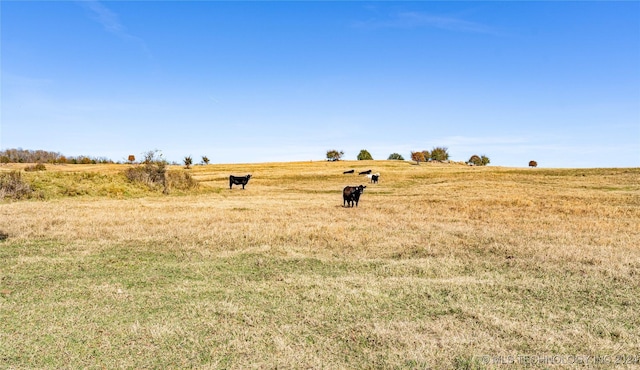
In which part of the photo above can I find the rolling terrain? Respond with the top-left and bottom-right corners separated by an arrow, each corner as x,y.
1,161 -> 639,368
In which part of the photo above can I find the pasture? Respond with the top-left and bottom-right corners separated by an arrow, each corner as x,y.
1,161 -> 639,368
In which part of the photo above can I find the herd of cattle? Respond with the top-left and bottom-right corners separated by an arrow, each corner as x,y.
229,169 -> 380,208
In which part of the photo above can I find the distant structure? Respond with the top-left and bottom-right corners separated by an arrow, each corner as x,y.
529,160 -> 538,168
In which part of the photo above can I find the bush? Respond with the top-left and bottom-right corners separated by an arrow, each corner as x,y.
326,150 -> 344,161
124,150 -> 168,191
468,155 -> 482,166
165,170 -> 199,192
124,150 -> 199,194
422,150 -> 430,161
0,171 -> 33,200
388,153 -> 404,160
357,149 -> 373,160
24,163 -> 47,172
430,147 -> 450,162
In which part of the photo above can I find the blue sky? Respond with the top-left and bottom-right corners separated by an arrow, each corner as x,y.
2,1 -> 639,167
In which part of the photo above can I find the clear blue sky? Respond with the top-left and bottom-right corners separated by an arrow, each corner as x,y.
2,1 -> 639,167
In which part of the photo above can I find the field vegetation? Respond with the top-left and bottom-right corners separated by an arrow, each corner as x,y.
1,161 -> 639,368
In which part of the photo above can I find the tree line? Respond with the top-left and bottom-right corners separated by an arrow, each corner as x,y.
2,147 -> 491,167
0,148 -> 114,165
326,147 -> 490,166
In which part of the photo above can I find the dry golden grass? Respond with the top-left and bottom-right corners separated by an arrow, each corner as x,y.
1,161 -> 639,368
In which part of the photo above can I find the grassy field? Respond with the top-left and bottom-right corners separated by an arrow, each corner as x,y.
1,161 -> 639,368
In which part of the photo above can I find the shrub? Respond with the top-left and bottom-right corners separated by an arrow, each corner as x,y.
387,153 -> 404,160
0,171 -> 33,200
357,149 -> 373,160
326,150 -> 344,161
422,150 -> 430,161
165,170 -> 199,192
468,155 -> 482,166
469,154 -> 490,166
430,147 -> 450,162
124,150 -> 167,191
24,163 -> 47,172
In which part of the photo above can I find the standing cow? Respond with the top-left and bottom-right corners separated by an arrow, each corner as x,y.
229,174 -> 252,189
366,173 -> 380,184
343,185 -> 367,207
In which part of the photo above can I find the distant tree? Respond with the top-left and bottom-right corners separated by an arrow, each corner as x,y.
411,151 -> 426,165
422,150 -> 430,162
128,155 -> 136,163
357,149 -> 373,160
183,156 -> 193,169
481,155 -> 490,166
430,147 -> 450,162
387,153 -> 404,160
201,156 -> 210,165
326,149 -> 344,161
529,160 -> 538,168
468,155 -> 482,166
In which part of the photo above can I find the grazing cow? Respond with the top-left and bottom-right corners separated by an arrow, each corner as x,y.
229,174 -> 252,189
343,169 -> 355,174
358,169 -> 372,175
365,173 -> 380,183
529,161 -> 538,168
343,185 -> 367,207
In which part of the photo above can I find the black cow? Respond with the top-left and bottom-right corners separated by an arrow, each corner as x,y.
358,169 -> 372,175
229,174 -> 251,189
343,169 -> 355,174
343,185 -> 367,207
370,174 -> 379,184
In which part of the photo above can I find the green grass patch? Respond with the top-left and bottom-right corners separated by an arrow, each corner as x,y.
1,240 -> 638,368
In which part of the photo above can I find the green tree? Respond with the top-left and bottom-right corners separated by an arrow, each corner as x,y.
357,149 -> 373,160
326,149 -> 344,161
430,147 -> 450,161
201,156 -> 210,165
468,154 -> 490,166
387,153 -> 404,160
